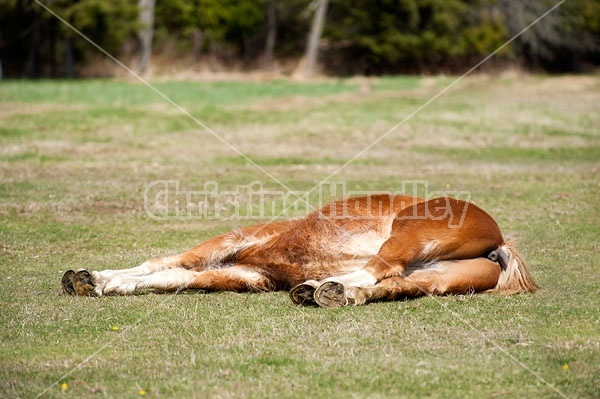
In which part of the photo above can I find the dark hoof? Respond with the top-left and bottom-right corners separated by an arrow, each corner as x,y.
72,270 -> 97,297
61,270 -> 76,295
290,281 -> 319,306
314,281 -> 348,308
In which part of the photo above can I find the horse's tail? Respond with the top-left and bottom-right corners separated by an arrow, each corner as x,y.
488,241 -> 539,294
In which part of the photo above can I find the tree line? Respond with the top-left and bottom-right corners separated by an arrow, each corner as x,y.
1,0 -> 598,78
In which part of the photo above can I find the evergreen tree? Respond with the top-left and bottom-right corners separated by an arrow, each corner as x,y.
323,0 -> 506,74
499,0 -> 600,71
0,0 -> 598,77
0,0 -> 136,77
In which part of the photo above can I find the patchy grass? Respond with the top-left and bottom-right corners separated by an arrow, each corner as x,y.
0,75 -> 599,399
416,145 -> 600,163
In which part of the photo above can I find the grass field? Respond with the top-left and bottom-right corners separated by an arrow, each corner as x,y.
0,74 -> 599,399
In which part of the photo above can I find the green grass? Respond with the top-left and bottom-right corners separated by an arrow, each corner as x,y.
1,75 -> 599,399
416,145 -> 600,163
0,79 -> 355,105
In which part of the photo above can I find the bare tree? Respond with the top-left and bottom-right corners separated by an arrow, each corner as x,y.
63,36 -> 75,78
191,29 -> 203,70
303,0 -> 328,76
264,0 -> 277,70
137,0 -> 155,75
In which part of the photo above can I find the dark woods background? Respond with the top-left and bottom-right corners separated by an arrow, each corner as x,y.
1,0 -> 599,78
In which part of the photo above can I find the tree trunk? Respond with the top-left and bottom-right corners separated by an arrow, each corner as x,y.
63,36 -> 75,78
25,18 -> 41,78
191,29 -> 203,70
0,31 -> 3,79
264,0 -> 277,70
137,0 -> 155,75
303,0 -> 329,77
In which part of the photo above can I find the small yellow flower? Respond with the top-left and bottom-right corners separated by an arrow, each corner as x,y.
112,326 -> 119,331
445,183 -> 451,189
61,382 -> 68,391
139,389 -> 147,396
562,364 -> 569,371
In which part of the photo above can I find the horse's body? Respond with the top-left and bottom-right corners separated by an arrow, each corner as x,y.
62,194 -> 538,307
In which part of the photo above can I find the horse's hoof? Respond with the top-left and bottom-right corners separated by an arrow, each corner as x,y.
72,270 -> 97,297
314,281 -> 348,308
290,280 -> 320,306
61,270 -> 77,295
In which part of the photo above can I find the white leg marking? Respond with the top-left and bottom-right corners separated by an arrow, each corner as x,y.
96,256 -> 182,279
101,268 -> 195,295
226,267 -> 265,283
98,266 -> 268,295
323,269 -> 377,287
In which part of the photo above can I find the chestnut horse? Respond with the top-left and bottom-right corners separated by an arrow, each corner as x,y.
61,194 -> 538,307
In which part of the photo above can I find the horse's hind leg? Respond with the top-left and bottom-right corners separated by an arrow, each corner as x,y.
314,258 -> 501,307
362,198 -> 504,282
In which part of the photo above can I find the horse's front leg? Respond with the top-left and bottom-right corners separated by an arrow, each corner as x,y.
62,265 -> 275,296
61,252 -> 198,296
304,257 -> 503,307
289,268 -> 376,306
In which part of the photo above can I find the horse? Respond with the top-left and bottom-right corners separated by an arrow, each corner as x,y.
61,194 -> 539,307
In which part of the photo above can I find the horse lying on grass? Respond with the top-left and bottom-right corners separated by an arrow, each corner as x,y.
62,194 -> 539,307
